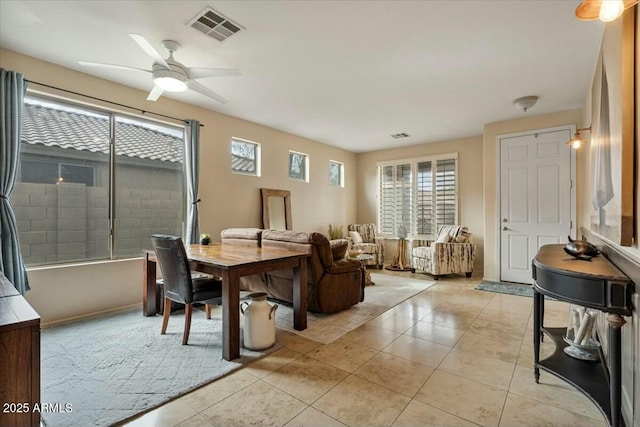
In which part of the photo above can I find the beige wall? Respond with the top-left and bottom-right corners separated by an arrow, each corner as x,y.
578,13 -> 638,425
1,48 -> 357,324
356,136 -> 484,275
26,260 -> 141,327
482,109 -> 584,281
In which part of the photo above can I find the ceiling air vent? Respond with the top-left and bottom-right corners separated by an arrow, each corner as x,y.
188,7 -> 244,42
391,132 -> 410,139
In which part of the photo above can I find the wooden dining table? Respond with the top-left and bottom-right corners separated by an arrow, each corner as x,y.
143,243 -> 309,361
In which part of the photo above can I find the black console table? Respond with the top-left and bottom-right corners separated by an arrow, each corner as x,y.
532,244 -> 632,427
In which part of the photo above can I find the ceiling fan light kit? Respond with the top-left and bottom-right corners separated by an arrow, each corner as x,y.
575,0 -> 638,22
152,64 -> 188,92
513,95 -> 539,112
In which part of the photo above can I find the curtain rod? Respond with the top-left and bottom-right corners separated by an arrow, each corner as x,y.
25,79 -> 204,127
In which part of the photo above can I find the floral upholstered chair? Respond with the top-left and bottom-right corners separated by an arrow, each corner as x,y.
347,223 -> 384,269
411,225 -> 475,280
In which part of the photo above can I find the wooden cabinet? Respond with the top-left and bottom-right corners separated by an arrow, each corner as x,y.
0,273 -> 40,427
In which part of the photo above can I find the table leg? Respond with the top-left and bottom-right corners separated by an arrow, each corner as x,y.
222,270 -> 241,361
533,289 -> 541,383
608,313 -> 626,427
293,257 -> 307,331
143,253 -> 157,316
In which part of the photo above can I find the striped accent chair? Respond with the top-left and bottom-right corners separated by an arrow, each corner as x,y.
411,225 -> 475,280
347,223 -> 384,269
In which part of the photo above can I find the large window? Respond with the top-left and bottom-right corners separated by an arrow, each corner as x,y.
13,95 -> 185,265
378,154 -> 458,239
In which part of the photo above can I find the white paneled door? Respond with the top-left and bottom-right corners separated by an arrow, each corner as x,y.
499,128 -> 573,284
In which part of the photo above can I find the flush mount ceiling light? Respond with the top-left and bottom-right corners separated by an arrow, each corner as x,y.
566,126 -> 592,149
575,0 -> 639,22
513,96 -> 539,112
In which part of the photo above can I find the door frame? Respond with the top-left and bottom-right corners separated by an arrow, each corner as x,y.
495,125 -> 577,283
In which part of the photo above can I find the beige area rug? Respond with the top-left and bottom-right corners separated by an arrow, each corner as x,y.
40,307 -> 280,427
275,272 -> 435,344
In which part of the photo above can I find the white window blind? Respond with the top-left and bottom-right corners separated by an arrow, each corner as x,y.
378,154 -> 457,239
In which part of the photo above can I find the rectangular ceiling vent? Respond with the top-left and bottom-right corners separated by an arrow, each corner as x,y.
188,7 -> 244,42
391,132 -> 410,139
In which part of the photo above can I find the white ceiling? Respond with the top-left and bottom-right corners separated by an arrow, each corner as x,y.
0,1 -> 603,153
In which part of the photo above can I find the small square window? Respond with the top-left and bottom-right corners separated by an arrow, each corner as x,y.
329,160 -> 344,187
231,138 -> 260,176
288,151 -> 308,182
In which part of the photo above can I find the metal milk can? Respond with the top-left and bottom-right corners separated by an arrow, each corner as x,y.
240,292 -> 278,350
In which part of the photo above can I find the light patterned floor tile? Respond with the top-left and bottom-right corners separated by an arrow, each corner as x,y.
179,370 -> 258,413
382,334 -> 452,368
499,393 -> 605,427
178,381 -> 306,427
438,348 -> 515,390
262,355 -> 349,405
415,370 -> 507,427
392,400 -> 481,427
420,310 -> 478,330
307,338 -> 378,373
313,375 -> 411,427
508,365 -> 604,420
341,323 -> 403,350
454,330 -> 525,363
284,407 -> 347,427
366,312 -> 418,333
405,320 -> 466,346
243,347 -> 302,379
353,352 -> 434,397
467,317 -> 528,342
276,329 -> 323,354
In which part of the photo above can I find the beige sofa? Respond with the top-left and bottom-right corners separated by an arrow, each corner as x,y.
221,228 -> 365,313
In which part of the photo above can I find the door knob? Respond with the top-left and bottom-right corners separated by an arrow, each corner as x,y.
503,226 -> 508,231
502,218 -> 508,223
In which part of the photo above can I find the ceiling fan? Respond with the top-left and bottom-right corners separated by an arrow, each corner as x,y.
79,33 -> 240,103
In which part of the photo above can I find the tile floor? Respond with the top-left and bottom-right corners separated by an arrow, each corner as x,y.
123,272 -> 606,427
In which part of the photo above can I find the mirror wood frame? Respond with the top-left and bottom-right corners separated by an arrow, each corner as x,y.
261,188 -> 293,230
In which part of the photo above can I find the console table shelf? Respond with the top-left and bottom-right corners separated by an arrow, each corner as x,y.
532,244 -> 633,427
538,327 -> 612,421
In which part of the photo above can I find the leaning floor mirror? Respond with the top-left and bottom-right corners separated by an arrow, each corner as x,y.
261,188 -> 292,230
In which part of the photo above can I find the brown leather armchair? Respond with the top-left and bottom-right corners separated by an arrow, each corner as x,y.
221,228 -> 364,313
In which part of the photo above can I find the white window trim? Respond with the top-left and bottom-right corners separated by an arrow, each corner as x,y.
230,137 -> 261,177
376,152 -> 458,239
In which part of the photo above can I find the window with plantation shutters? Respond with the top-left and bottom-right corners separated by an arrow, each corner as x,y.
377,154 -> 457,239
436,158 -> 456,226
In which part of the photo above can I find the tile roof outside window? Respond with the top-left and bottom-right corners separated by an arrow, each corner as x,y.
21,101 -> 184,163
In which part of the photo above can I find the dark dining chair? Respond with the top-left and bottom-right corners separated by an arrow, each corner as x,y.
150,234 -> 222,345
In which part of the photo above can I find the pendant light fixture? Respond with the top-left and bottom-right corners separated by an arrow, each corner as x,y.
575,0 -> 638,22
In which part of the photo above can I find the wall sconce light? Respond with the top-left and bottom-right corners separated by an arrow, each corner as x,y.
566,126 -> 592,149
575,0 -> 639,22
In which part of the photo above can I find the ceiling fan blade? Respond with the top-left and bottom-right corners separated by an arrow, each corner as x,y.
78,61 -> 151,73
129,33 -> 170,69
188,80 -> 228,104
188,68 -> 242,79
146,86 -> 165,102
